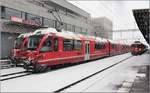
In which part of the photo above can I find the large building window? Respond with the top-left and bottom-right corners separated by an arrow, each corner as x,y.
75,26 -> 82,34
62,23 -> 67,30
21,12 -> 26,20
72,25 -> 75,32
43,18 -> 54,28
1,6 -> 4,18
1,6 -> 22,19
67,24 -> 72,31
26,13 -> 42,26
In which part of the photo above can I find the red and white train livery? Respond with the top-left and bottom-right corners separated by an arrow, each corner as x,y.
12,28 -> 130,72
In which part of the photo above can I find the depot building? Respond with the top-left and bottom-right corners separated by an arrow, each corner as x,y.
0,0 -> 112,59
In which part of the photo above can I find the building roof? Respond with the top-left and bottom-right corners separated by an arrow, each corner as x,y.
133,9 -> 149,45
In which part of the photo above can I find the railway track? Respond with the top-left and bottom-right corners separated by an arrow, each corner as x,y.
0,59 -> 14,69
1,71 -> 32,81
54,56 -> 133,92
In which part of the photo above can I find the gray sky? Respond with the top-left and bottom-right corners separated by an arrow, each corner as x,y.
68,0 -> 149,30
68,0 -> 149,45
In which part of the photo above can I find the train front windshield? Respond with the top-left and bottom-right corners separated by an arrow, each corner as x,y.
131,44 -> 140,48
27,35 -> 44,50
14,37 -> 24,49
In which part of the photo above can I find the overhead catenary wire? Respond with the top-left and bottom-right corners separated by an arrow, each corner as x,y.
32,0 -> 64,31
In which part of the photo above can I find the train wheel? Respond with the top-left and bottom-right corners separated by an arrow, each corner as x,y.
33,63 -> 41,73
44,66 -> 51,72
33,63 -> 49,73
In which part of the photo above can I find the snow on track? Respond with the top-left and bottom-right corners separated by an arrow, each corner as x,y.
1,53 -> 133,92
1,67 -> 26,76
63,53 -> 150,92
1,71 -> 31,81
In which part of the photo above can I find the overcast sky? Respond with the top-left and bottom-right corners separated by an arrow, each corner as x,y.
68,0 -> 149,30
68,0 -> 149,45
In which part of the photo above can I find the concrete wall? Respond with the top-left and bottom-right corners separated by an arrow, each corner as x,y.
92,17 -> 113,39
0,0 -> 94,34
1,32 -> 19,58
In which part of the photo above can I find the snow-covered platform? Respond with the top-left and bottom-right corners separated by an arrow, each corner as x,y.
1,52 -> 149,92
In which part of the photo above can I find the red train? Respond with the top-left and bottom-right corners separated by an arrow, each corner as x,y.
131,41 -> 147,55
12,28 -> 130,72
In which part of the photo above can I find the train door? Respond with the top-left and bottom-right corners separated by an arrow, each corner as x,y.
85,41 -> 90,60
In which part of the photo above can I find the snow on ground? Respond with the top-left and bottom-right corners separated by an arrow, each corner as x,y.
1,53 -> 149,92
1,67 -> 25,76
63,53 -> 150,92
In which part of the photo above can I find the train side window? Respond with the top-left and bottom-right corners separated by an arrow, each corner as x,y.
74,40 -> 82,51
95,42 -> 105,50
102,43 -> 106,49
112,44 -> 116,49
63,39 -> 73,51
40,36 -> 52,52
54,38 -> 58,51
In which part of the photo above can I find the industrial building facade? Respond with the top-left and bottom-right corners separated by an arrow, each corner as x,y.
92,17 -> 113,39
0,0 -> 113,59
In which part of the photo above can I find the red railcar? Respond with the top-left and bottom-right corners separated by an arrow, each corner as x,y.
16,28 -> 131,72
131,41 -> 147,55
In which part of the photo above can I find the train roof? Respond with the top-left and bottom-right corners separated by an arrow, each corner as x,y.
30,28 -> 132,45
18,32 -> 32,38
33,28 -> 108,42
132,41 -> 144,45
108,39 -> 131,46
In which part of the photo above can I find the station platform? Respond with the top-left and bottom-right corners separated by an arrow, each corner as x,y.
128,51 -> 150,93
1,52 -> 150,92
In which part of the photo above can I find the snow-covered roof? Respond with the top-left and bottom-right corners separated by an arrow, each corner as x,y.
33,28 -> 82,40
31,28 -> 109,43
33,28 -> 58,35
18,32 -> 32,38
32,28 -> 111,42
95,37 -> 108,42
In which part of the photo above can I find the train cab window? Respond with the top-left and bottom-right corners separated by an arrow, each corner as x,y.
63,39 -> 73,51
14,37 -> 24,49
54,38 -> 58,51
22,42 -> 28,51
28,35 -> 43,50
40,36 -> 52,52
